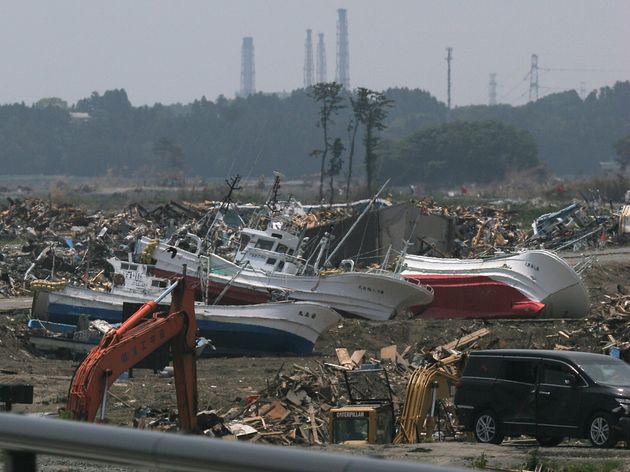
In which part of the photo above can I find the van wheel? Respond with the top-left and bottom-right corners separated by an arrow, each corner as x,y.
474,411 -> 504,445
536,436 -> 563,447
588,413 -> 617,448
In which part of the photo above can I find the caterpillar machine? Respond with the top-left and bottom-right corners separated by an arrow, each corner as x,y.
329,355 -> 461,445
66,277 -> 198,432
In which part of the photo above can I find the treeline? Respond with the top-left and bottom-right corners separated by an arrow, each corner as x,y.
0,82 -> 629,186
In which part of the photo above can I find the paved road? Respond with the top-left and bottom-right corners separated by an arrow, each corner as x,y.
559,246 -> 630,263
0,296 -> 31,313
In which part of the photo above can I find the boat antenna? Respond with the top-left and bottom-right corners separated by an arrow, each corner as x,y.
204,175 -> 243,245
265,174 -> 281,214
220,175 -> 243,212
322,178 -> 391,268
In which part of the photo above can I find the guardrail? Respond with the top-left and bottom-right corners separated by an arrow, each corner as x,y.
0,413 -> 468,472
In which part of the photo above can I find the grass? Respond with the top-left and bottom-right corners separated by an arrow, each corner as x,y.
523,449 -> 624,472
470,452 -> 488,469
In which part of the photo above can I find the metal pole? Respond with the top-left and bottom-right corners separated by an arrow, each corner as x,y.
323,178 -> 390,267
99,371 -> 110,422
213,263 -> 248,305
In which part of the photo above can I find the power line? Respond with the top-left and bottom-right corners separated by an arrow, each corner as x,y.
497,70 -> 531,102
540,67 -> 630,73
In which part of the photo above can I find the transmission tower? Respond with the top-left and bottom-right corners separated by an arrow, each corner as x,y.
240,37 -> 255,97
446,47 -> 453,121
316,33 -> 327,83
304,29 -> 315,88
336,8 -> 350,89
528,54 -> 539,102
489,73 -> 497,106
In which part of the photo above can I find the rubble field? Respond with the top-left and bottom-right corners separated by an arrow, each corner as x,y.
2,257 -> 630,470
1,196 -> 630,470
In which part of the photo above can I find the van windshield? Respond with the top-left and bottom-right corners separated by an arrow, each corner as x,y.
580,359 -> 630,387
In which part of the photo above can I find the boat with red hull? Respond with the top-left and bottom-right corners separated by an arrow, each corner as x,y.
401,250 -> 589,319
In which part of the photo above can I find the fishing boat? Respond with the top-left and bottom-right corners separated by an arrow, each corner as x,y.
135,231 -> 434,321
30,258 -> 342,357
27,319 -> 105,355
401,250 -> 590,319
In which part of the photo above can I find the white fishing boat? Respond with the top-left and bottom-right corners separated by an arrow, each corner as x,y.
401,250 -> 590,319
30,257 -> 342,356
135,227 -> 435,321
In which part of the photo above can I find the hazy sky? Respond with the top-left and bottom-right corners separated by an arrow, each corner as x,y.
1,1 -> 629,107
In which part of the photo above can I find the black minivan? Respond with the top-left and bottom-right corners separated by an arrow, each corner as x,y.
454,349 -> 630,447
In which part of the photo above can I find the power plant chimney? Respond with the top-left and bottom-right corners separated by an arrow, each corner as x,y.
304,29 -> 315,88
240,37 -> 255,97
316,33 -> 327,83
335,9 -> 350,89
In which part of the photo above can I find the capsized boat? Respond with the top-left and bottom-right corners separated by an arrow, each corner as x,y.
135,233 -> 435,321
401,250 -> 589,319
30,258 -> 342,357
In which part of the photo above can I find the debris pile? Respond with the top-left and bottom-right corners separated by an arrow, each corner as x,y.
415,198 -> 621,257
529,202 -> 615,252
134,362 -> 341,445
585,292 -> 630,361
129,328 -> 492,445
0,198 -> 366,296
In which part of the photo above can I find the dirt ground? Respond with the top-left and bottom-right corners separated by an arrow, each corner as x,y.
2,254 -> 630,471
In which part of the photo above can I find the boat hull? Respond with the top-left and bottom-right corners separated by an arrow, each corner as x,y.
402,250 -> 589,319
32,289 -> 341,357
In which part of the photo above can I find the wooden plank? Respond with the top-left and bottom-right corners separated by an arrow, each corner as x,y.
285,389 -> 306,406
439,328 -> 491,351
380,345 -> 398,362
335,348 -> 352,367
264,401 -> 290,421
309,404 -> 320,444
349,349 -> 366,368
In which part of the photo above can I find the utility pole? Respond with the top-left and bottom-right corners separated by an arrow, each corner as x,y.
446,47 -> 453,121
489,73 -> 497,106
316,33 -> 327,83
304,29 -> 314,88
528,54 -> 539,102
240,37 -> 255,97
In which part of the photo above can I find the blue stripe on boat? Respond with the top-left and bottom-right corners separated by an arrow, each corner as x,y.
45,302 -> 314,357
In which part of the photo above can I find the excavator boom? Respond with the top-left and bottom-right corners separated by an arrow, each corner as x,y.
66,278 -> 198,432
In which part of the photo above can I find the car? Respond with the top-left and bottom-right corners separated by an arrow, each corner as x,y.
454,349 -> 630,447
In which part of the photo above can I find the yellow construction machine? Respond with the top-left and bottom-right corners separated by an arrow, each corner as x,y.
328,368 -> 395,444
329,354 -> 462,445
393,353 -> 461,444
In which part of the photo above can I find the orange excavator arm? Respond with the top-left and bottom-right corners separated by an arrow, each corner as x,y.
66,278 -> 198,432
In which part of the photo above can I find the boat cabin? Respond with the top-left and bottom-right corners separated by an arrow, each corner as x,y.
235,227 -> 303,274
107,257 -> 169,295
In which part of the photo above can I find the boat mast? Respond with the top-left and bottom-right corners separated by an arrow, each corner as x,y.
204,175 -> 243,246
322,178 -> 391,268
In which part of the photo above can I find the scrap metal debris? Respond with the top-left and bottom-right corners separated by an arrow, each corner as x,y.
414,198 -> 620,257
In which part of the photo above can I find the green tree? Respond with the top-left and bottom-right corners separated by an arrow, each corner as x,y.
34,97 -> 68,109
345,89 -> 366,201
382,120 -> 540,187
153,137 -> 185,186
308,82 -> 345,202
614,135 -> 630,171
356,90 -> 393,195
328,138 -> 344,204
